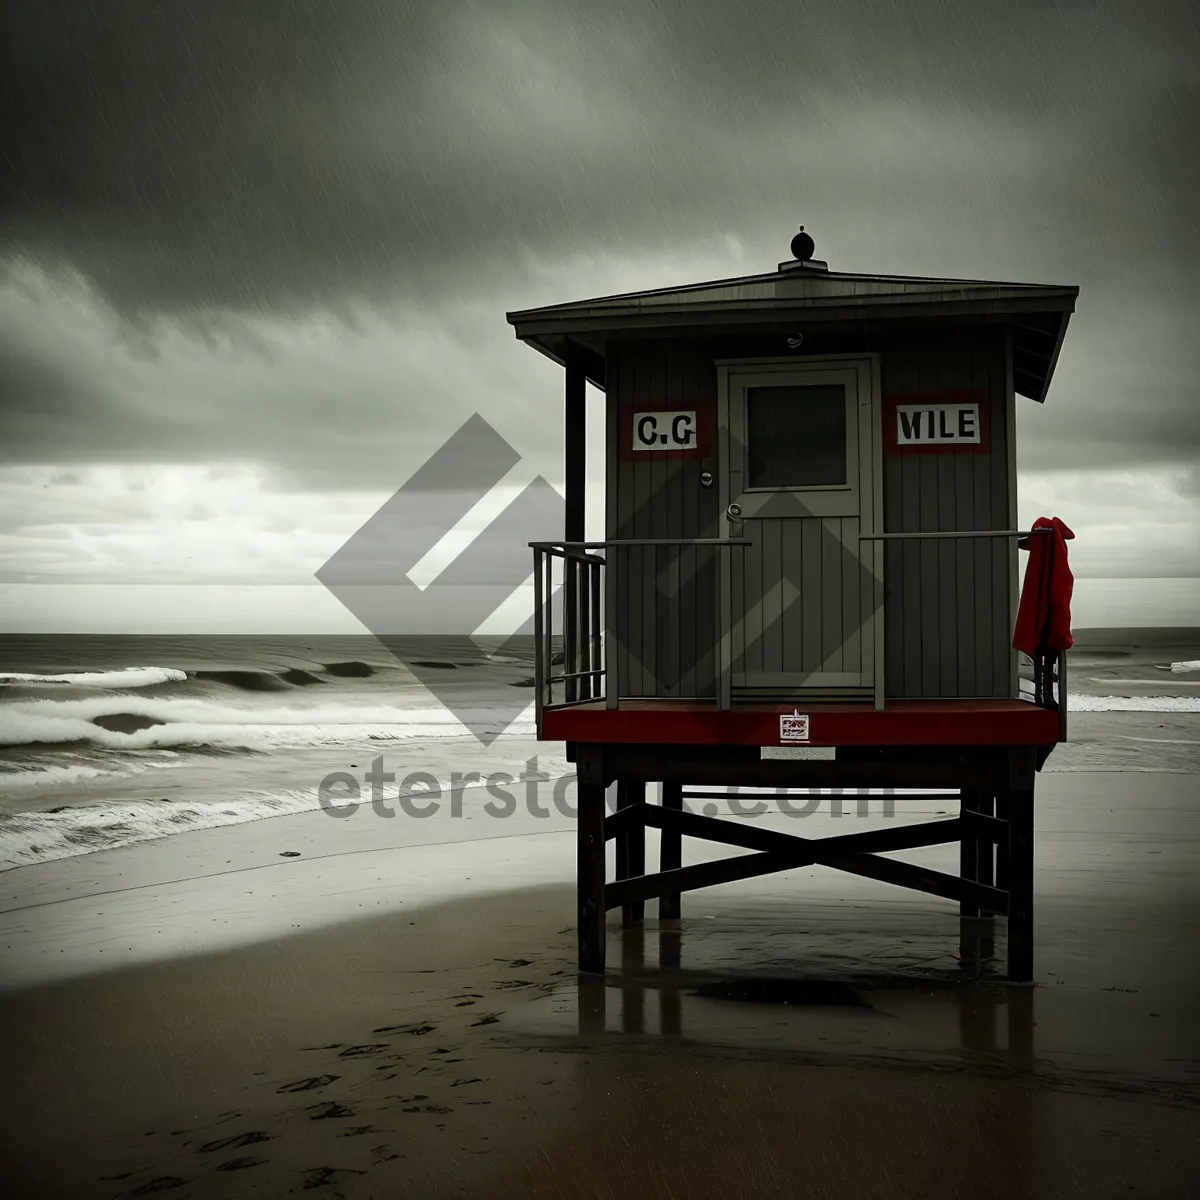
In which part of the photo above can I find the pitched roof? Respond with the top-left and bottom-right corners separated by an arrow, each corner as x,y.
507,260 -> 1078,402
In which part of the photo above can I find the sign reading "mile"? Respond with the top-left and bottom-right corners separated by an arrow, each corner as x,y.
896,403 -> 980,445
883,392 -> 990,455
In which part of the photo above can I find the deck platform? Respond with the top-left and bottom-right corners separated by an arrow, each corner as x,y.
543,698 -> 1061,747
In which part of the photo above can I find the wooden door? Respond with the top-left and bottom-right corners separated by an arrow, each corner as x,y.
718,355 -> 882,702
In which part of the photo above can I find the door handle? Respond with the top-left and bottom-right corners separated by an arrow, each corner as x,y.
726,502 -> 742,522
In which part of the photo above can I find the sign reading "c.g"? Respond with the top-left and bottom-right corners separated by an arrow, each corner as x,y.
632,410 -> 697,451
618,401 -> 711,461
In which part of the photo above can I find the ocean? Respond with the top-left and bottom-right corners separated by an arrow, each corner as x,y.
0,635 -> 563,871
1,629 -> 1198,871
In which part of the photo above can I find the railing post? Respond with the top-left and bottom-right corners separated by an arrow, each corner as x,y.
564,351 -> 586,706
606,544 -> 620,710
590,558 -> 602,703
544,551 -> 556,709
873,537 -> 886,711
1058,649 -> 1068,741
564,555 -> 578,704
532,548 -> 545,729
716,543 -> 732,710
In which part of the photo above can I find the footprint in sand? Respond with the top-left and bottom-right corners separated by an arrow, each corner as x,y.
130,1178 -> 187,1195
216,1157 -> 269,1172
276,1075 -> 340,1093
198,1131 -> 273,1153
306,1101 -> 355,1120
338,1044 -> 391,1058
301,1167 -> 367,1189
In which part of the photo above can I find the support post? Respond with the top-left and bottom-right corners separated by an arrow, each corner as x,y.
576,747 -> 607,974
615,780 -> 646,926
959,790 -> 979,918
995,792 -> 1010,892
658,781 -> 683,920
971,791 -> 997,965
1005,749 -> 1036,982
620,924 -> 645,1034
659,925 -> 682,1035
975,792 -> 996,894
564,351 -> 586,703
578,973 -> 606,1036
1006,788 -> 1035,980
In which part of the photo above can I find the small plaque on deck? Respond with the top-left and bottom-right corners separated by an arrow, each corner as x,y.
779,711 -> 810,743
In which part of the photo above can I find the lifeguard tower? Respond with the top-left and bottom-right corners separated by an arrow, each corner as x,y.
508,229 -> 1077,982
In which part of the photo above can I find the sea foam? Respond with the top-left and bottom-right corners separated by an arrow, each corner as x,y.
0,695 -> 536,750
0,666 -> 188,688
0,789 -> 324,870
1069,695 -> 1200,712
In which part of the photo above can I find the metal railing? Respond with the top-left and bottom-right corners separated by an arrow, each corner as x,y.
859,527 -> 1066,730
530,542 -> 605,728
532,529 -> 1066,730
857,529 -> 1054,542
1031,648 -> 1068,741
529,539 -> 751,721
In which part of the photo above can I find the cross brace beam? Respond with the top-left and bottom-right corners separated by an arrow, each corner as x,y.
604,805 -> 1007,914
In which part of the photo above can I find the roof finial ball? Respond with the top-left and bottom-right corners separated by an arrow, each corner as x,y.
790,225 -> 815,263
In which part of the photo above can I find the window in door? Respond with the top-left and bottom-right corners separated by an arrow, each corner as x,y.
745,384 -> 847,489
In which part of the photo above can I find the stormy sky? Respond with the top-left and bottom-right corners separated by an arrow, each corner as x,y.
1,0 -> 1198,630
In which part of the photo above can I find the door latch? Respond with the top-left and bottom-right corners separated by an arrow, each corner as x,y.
726,502 -> 742,521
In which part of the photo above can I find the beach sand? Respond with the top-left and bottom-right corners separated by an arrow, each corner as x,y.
3,885 -> 1198,1200
3,752 -> 1200,1198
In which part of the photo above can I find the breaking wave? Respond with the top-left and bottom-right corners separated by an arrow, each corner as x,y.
1070,695 -> 1200,712
0,695 -> 534,751
0,666 -> 188,689
0,763 -> 122,789
0,789 -> 324,870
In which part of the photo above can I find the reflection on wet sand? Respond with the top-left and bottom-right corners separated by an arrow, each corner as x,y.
574,918 -> 1035,1077
494,910 -> 1194,1199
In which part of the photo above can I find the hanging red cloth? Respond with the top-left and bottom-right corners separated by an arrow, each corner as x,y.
1013,516 -> 1075,656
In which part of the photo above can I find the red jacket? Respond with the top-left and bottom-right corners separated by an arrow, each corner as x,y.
1013,516 -> 1075,656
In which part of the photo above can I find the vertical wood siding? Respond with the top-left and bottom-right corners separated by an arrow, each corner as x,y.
881,331 -> 1013,698
607,331 -> 1014,701
609,341 -> 720,697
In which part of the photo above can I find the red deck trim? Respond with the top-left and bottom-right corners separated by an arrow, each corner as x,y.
541,699 -> 1061,746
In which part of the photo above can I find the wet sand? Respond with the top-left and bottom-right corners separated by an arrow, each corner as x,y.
1,762 -> 1199,1197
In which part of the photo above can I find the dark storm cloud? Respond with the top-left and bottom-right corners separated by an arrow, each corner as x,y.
4,0 -> 1197,316
1,0 -> 1198,481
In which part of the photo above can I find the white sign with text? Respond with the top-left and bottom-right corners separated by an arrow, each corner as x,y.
895,403 -> 981,446
631,410 -> 697,451
779,712 -> 811,743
